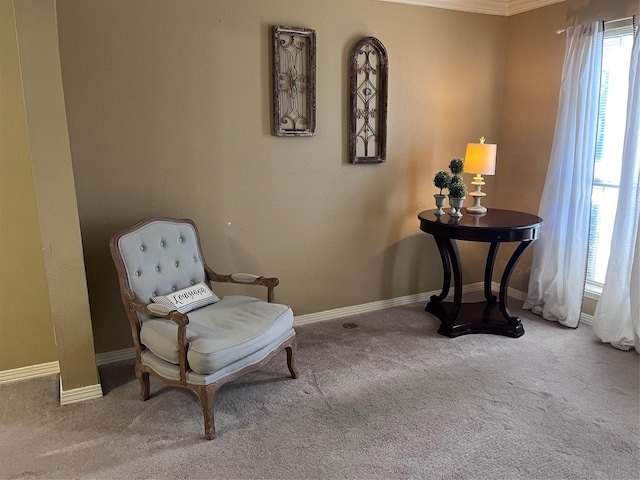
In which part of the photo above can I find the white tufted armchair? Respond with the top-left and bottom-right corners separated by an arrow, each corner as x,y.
109,217 -> 298,439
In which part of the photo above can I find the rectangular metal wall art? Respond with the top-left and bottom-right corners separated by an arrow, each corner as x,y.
272,25 -> 316,136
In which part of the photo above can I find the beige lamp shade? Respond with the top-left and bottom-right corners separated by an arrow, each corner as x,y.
464,137 -> 497,214
465,141 -> 497,175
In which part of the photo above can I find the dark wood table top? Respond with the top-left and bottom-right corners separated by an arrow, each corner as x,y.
418,208 -> 543,242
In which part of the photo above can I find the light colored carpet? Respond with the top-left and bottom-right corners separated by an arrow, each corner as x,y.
1,301 -> 638,479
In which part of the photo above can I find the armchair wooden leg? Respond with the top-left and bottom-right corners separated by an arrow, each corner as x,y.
196,385 -> 217,440
286,344 -> 299,379
135,364 -> 150,401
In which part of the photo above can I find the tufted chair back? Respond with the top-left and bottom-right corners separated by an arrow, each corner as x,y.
115,218 -> 208,304
110,216 -> 299,440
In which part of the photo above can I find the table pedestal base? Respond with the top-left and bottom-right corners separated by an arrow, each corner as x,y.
426,236 -> 533,339
425,297 -> 524,338
418,208 -> 542,339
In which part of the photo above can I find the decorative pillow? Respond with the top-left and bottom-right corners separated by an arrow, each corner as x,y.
151,282 -> 220,313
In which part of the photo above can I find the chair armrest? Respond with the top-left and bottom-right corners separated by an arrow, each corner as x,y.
205,266 -> 279,302
128,298 -> 190,381
230,273 -> 280,290
231,273 -> 262,283
129,299 -> 189,326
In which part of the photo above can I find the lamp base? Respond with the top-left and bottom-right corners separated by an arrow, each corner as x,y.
467,194 -> 487,214
467,204 -> 487,214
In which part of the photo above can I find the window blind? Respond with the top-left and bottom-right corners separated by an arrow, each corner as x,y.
586,22 -> 634,284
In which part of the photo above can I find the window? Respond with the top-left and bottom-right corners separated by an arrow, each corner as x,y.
586,21 -> 634,285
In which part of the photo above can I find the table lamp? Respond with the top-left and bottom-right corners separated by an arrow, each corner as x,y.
464,136 -> 497,214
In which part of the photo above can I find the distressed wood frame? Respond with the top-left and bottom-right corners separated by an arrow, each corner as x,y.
272,25 -> 316,136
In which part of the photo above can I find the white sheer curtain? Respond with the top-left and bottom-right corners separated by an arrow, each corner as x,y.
593,29 -> 640,353
524,22 -> 603,328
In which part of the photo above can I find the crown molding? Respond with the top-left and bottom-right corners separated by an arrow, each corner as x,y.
377,0 -> 567,16
507,0 -> 567,16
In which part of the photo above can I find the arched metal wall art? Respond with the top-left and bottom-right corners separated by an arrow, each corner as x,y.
350,37 -> 388,164
272,25 -> 316,137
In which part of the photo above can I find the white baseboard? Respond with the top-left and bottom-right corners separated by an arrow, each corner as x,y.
293,282 -> 485,326
293,291 -> 433,326
579,312 -> 594,326
59,378 -> 103,405
0,361 -> 60,385
489,281 -> 527,301
6,282 -> 591,378
0,361 -> 103,405
95,347 -> 136,366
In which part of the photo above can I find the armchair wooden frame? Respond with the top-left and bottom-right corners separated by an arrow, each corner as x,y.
110,217 -> 298,440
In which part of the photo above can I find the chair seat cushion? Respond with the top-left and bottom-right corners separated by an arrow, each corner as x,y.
141,329 -> 295,386
140,295 -> 294,374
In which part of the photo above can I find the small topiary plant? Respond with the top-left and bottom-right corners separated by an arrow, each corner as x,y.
449,174 -> 462,185
449,158 -> 464,176
432,171 -> 451,195
448,181 -> 467,199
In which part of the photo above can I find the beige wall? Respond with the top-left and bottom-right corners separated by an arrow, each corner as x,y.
56,0 -> 505,353
2,0 -> 636,367
0,0 -> 58,370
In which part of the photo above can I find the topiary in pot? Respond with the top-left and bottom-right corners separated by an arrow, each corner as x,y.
432,171 -> 451,216
433,172 -> 451,215
448,181 -> 467,199
432,171 -> 451,195
448,181 -> 467,218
